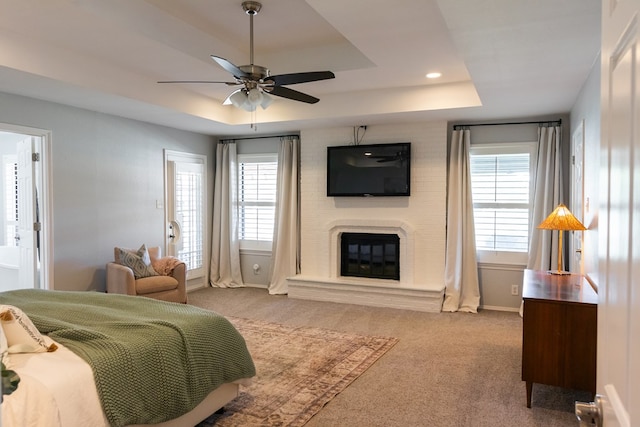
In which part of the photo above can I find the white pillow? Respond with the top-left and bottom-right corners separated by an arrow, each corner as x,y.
0,324 -> 7,357
0,305 -> 57,354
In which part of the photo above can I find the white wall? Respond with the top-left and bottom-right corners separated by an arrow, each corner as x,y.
299,122 -> 447,291
570,58 -> 601,285
0,91 -> 215,292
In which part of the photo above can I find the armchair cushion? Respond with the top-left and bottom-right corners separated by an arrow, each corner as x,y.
135,275 -> 179,295
115,244 -> 158,279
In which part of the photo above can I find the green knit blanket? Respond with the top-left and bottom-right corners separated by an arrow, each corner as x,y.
0,289 -> 256,427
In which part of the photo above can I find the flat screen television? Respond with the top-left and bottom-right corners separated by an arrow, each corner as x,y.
327,142 -> 411,197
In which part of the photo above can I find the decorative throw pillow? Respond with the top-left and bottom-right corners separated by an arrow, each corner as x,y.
116,244 -> 158,279
0,305 -> 57,354
0,324 -> 7,356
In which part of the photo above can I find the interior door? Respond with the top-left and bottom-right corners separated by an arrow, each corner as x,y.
596,0 -> 639,425
16,136 -> 37,289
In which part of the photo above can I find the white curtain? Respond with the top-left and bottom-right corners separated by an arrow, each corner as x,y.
527,125 -> 563,271
210,142 -> 244,287
443,129 -> 480,313
268,136 -> 300,294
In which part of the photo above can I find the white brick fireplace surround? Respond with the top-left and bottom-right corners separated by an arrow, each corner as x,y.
288,219 -> 445,312
288,123 -> 448,313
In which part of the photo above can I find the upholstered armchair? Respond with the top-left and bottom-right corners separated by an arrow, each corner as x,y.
106,246 -> 187,304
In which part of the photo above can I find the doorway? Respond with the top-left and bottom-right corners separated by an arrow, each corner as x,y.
0,124 -> 51,292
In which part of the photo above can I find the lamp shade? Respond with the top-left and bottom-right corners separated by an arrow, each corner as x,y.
537,203 -> 586,231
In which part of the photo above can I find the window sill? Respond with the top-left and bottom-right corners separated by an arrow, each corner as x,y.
477,262 -> 526,272
240,248 -> 272,256
476,251 -> 527,266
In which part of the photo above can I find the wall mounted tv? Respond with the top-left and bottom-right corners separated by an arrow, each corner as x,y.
327,142 -> 411,197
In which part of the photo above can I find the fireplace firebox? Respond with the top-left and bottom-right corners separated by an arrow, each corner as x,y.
340,233 -> 400,280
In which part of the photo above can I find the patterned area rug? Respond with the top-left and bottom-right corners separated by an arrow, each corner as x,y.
199,317 -> 398,427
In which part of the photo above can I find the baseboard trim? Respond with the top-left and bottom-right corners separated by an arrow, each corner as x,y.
480,304 -> 521,313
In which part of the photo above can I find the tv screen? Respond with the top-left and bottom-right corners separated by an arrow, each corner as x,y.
327,142 -> 411,197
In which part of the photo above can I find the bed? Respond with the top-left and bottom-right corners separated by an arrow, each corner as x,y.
0,289 -> 256,427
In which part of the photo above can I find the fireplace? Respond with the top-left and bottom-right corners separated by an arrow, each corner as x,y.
287,219 -> 445,313
340,233 -> 400,280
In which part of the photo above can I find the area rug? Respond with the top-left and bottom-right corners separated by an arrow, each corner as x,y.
198,317 -> 399,427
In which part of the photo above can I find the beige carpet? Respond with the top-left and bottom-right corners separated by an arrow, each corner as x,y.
190,287 -> 590,426
199,316 -> 398,427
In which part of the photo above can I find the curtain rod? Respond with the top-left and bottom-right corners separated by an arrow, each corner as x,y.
453,119 -> 561,130
220,134 -> 299,143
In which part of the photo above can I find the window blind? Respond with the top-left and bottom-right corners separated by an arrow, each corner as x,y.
175,164 -> 204,270
238,156 -> 278,242
470,151 -> 531,252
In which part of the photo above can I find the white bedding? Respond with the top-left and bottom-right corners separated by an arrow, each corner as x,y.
2,337 -> 109,427
1,338 -> 251,427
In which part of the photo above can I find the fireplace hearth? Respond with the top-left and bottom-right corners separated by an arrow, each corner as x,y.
340,232 -> 400,280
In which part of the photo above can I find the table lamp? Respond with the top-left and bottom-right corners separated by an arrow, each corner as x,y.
537,203 -> 586,275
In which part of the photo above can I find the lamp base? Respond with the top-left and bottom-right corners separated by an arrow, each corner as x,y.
547,270 -> 571,275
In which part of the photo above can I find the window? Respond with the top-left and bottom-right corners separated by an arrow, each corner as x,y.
469,143 -> 535,264
238,153 -> 278,251
3,155 -> 17,247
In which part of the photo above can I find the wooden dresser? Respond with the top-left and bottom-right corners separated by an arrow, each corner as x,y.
521,269 -> 597,408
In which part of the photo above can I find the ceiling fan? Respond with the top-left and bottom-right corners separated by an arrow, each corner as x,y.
158,1 -> 335,111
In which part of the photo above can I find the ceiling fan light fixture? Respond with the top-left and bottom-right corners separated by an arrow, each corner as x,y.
229,90 -> 252,110
260,92 -> 273,109
247,87 -> 263,106
161,0 -> 334,114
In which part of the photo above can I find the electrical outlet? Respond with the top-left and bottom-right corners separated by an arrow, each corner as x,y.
511,285 -> 519,296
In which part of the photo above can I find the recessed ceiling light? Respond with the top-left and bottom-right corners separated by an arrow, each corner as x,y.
426,72 -> 442,79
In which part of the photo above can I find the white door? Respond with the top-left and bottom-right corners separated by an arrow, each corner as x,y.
571,120 -> 585,274
164,150 -> 207,288
596,0 -> 639,425
16,136 -> 37,289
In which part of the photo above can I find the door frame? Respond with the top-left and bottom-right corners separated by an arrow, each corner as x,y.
0,122 -> 53,290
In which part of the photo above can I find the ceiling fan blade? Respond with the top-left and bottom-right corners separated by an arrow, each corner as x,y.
266,86 -> 319,104
211,56 -> 248,79
157,80 -> 238,85
265,71 -> 335,86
